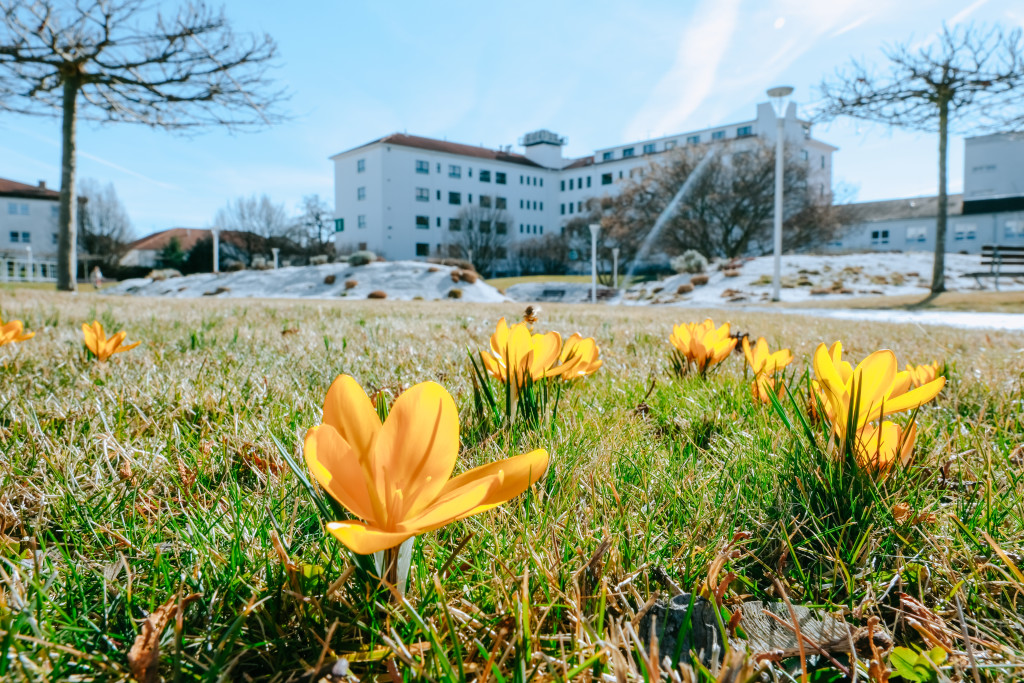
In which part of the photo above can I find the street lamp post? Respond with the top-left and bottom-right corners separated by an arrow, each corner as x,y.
767,85 -> 793,302
612,247 -> 620,289
588,223 -> 600,303
211,228 -> 220,274
271,247 -> 280,269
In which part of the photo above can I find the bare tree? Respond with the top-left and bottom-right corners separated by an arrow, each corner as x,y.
213,193 -> 290,264
78,178 -> 132,268
603,144 -> 834,262
445,206 -> 512,276
296,193 -> 333,256
817,23 -> 1024,293
0,0 -> 286,290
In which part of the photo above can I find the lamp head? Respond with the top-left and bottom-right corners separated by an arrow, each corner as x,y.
767,85 -> 794,117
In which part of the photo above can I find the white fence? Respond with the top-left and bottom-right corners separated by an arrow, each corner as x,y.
1,257 -> 58,283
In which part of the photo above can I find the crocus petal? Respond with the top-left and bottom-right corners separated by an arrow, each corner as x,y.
373,381 -> 460,520
326,520 -> 417,556
437,448 -> 549,516
114,340 -> 141,354
530,331 -> 562,379
400,476 -> 497,531
480,350 -> 505,382
322,375 -> 382,460
742,337 -> 757,371
304,425 -> 377,523
878,376 -> 946,417
83,322 -> 98,355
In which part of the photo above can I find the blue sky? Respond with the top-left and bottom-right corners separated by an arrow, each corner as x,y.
1,0 -> 1020,238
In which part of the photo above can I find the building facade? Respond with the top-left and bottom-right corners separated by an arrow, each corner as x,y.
829,133 -> 1024,253
0,177 -> 60,259
330,103 -> 836,268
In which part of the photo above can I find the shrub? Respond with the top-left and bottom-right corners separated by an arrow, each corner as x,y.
723,269 -> 740,278
427,267 -> 440,273
226,261 -> 245,272
147,268 -> 182,281
428,257 -> 475,271
324,274 -> 336,285
447,288 -> 463,299
670,249 -> 708,274
450,270 -> 462,283
348,250 -> 376,266
690,274 -> 709,286
310,255 -> 330,266
367,290 -> 387,299
676,283 -> 694,294
345,279 -> 357,290
459,270 -> 478,284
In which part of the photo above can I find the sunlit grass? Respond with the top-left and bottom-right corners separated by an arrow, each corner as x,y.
1,290 -> 1022,681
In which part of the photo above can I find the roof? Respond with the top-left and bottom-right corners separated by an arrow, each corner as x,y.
838,194 -> 963,224
126,228 -> 262,253
563,157 -> 596,170
0,177 -> 60,200
332,133 -> 544,168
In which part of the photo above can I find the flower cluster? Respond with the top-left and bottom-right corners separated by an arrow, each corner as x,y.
669,318 -> 737,376
812,342 -> 945,479
479,317 -> 602,387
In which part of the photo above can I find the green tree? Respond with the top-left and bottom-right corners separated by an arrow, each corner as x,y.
158,236 -> 186,270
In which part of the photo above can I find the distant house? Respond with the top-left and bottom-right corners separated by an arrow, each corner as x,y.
120,228 -> 259,268
1,177 -> 61,258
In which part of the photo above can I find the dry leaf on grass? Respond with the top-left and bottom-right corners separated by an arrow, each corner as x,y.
128,593 -> 200,683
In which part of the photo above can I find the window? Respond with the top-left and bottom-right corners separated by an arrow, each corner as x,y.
569,204 -> 574,214
519,224 -> 523,233
496,172 -> 506,184
560,204 -> 565,215
539,178 -> 543,187
539,226 -> 543,235
357,159 -> 366,173
821,156 -> 826,169
496,222 -> 507,234
687,135 -> 700,145
437,163 -> 441,173
6,203 -> 15,215
416,243 -> 429,256
357,186 -> 366,200
415,187 -> 429,202
737,126 -> 753,137
870,229 -> 889,246
665,140 -> 677,150
21,231 -> 30,243
415,160 -> 429,174
334,218 -> 344,232
586,176 -> 591,188
468,194 -> 472,203
519,199 -> 524,209
972,164 -> 997,172
602,173 -> 612,185
415,215 -> 429,229
643,143 -> 656,154
449,165 -> 461,178
801,150 -> 809,161
906,226 -> 926,242
358,215 -> 366,229
449,192 -> 461,205
468,168 -> 472,177
51,233 -> 58,245
436,217 -> 441,227
954,224 -> 976,241
496,197 -> 507,209
437,190 -> 441,200
539,202 -> 543,210
532,201 -> 536,210
9,231 -> 18,242
480,170 -> 491,182
449,218 -> 461,231
711,131 -> 725,141
480,221 -> 491,233
577,201 -> 582,212
1005,220 -> 1024,238
560,180 -> 565,191
51,205 -> 59,217
480,195 -> 492,208
602,151 -> 613,161
520,175 -> 524,184
622,147 -> 635,157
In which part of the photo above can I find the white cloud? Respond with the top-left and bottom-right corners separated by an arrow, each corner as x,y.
623,0 -> 742,141
949,0 -> 990,25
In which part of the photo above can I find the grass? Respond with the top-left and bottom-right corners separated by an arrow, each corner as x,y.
784,289 -> 1024,313
1,290 -> 1023,681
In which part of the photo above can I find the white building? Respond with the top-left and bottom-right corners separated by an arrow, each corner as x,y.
330,103 -> 836,270
830,133 -> 1024,253
0,177 -> 60,259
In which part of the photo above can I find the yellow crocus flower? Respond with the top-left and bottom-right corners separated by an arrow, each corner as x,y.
82,321 -> 141,361
304,375 -> 549,555
906,361 -> 942,389
852,420 -> 917,481
812,342 -> 944,439
669,319 -> 737,376
742,336 -> 793,403
480,317 -> 564,386
557,333 -> 602,380
0,315 -> 34,346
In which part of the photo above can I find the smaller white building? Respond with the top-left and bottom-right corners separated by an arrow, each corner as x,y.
0,177 -> 60,259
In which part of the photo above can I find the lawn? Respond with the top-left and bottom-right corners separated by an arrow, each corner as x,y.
1,290 -> 1023,681
785,289 -> 1024,314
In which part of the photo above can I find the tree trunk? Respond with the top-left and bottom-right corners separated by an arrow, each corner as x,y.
57,73 -> 80,292
931,97 -> 949,294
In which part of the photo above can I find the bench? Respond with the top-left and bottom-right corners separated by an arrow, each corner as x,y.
967,245 -> 1024,290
